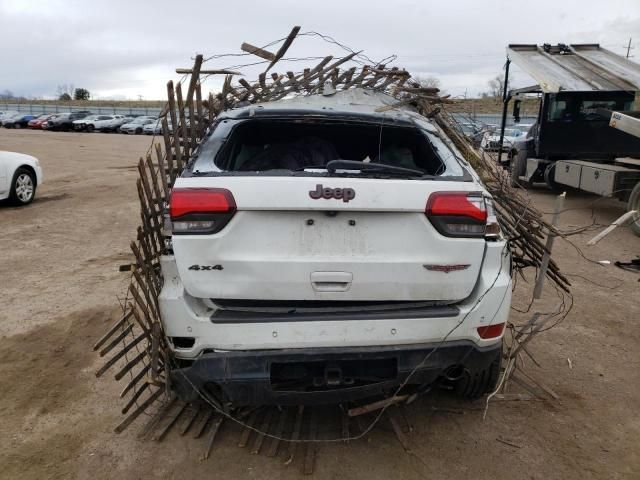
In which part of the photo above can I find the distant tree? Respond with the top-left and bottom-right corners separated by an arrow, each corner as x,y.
487,73 -> 515,102
0,89 -> 15,99
74,88 -> 90,101
487,75 -> 504,100
57,83 -> 74,99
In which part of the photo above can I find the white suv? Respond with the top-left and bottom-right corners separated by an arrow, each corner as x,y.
160,90 -> 511,406
89,115 -> 128,132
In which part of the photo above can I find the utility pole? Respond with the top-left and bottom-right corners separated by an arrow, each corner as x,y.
625,37 -> 633,59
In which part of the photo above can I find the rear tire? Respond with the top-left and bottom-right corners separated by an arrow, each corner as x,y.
510,152 -> 528,188
86,124 -> 94,133
135,127 -> 142,134
454,347 -> 502,400
9,167 -> 36,206
544,163 -> 560,191
628,182 -> 640,237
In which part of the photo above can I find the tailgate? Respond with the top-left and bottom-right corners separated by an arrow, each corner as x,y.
170,176 -> 486,303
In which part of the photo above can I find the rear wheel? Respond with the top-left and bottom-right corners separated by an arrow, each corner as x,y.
544,163 -> 560,191
86,124 -> 94,132
454,347 -> 502,399
14,123 -> 22,129
135,127 -> 142,134
628,182 -> 640,237
10,167 -> 36,205
510,152 -> 528,188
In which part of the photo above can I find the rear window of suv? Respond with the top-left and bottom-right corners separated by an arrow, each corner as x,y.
192,117 -> 465,178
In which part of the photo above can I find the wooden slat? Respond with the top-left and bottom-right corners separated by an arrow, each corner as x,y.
95,331 -> 146,378
241,42 -> 276,61
122,382 -> 149,414
154,143 -> 169,199
175,81 -> 189,161
195,82 -> 204,140
120,362 -> 151,398
99,323 -> 134,357
166,81 -> 183,174
114,387 -> 163,433
266,408 -> 287,457
115,347 -> 149,381
93,308 -> 134,351
160,117 -> 175,186
176,68 -> 240,75
265,26 -> 301,73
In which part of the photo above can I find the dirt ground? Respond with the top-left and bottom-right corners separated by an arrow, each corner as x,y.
0,129 -> 639,480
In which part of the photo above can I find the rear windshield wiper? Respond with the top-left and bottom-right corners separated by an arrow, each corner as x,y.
325,159 -> 425,177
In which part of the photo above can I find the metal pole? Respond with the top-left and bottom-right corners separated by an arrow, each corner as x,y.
497,59 -> 511,164
533,192 -> 566,299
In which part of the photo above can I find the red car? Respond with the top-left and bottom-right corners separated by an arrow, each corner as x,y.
28,114 -> 55,129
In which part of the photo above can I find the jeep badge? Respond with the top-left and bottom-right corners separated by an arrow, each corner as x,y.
309,184 -> 356,203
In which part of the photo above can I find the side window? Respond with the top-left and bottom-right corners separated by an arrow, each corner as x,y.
548,100 -> 567,121
579,100 -> 617,121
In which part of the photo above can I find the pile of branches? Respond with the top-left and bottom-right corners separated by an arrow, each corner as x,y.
95,26 -> 570,433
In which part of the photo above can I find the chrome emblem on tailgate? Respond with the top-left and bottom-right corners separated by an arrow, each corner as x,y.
423,264 -> 470,274
309,184 -> 356,203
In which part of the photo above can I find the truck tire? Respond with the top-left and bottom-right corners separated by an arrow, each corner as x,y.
544,163 -> 560,191
454,347 -> 502,400
628,182 -> 640,236
510,152 -> 528,188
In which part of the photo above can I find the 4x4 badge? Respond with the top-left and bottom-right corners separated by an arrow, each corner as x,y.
309,184 -> 356,203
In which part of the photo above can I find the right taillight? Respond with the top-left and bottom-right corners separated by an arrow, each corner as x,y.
169,188 -> 236,234
426,191 -> 495,238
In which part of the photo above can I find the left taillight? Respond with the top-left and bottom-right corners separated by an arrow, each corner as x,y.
169,188 -> 236,234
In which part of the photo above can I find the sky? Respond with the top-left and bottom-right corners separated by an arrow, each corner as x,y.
1,0 -> 639,100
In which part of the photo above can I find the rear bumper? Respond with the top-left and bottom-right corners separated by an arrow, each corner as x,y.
159,240 -> 512,357
170,340 -> 502,405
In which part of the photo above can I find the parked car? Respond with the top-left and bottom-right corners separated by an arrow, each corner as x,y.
143,119 -> 163,135
2,114 -> 36,129
43,111 -> 92,131
163,89 -> 511,406
90,115 -> 129,132
481,128 -> 525,154
119,116 -> 157,134
0,110 -> 19,124
0,151 -> 43,205
72,114 -> 101,131
28,114 -> 55,129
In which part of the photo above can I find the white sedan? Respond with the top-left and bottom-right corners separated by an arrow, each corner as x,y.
120,117 -> 156,134
0,151 -> 44,205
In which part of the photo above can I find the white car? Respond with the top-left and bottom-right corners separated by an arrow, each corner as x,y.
160,89 -> 511,406
0,110 -> 20,125
72,114 -> 101,131
143,119 -> 175,135
88,115 -> 128,133
0,151 -> 43,205
143,119 -> 162,135
481,128 -> 525,152
119,117 -> 157,134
